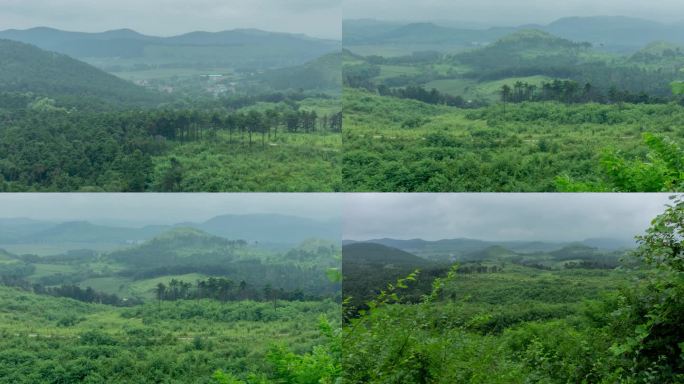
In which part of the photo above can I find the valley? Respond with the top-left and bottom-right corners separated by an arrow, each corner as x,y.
343,18 -> 684,192
0,200 -> 342,383
342,194 -> 684,383
0,27 -> 341,192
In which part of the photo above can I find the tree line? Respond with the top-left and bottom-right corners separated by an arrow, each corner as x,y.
378,84 -> 487,108
500,79 -> 669,105
0,275 -> 141,306
154,277 -> 321,305
143,108 -> 341,146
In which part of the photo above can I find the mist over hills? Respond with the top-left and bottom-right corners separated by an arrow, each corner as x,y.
0,214 -> 340,245
343,236 -> 635,262
344,16 -> 684,53
0,27 -> 340,70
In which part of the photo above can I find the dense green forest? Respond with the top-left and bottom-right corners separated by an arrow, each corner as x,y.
0,213 -> 342,383
342,198 -> 684,383
0,286 -> 340,383
343,25 -> 684,192
0,31 -> 341,192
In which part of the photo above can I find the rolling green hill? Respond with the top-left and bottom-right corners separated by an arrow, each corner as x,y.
344,17 -> 684,54
0,39 -> 161,108
348,236 -> 633,262
454,29 -> 592,75
342,242 -> 431,266
106,227 -> 242,268
342,243 -> 444,313
0,285 -> 339,383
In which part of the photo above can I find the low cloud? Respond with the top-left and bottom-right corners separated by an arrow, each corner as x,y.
344,193 -> 672,242
0,193 -> 342,225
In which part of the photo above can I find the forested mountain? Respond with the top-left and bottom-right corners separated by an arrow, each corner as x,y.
343,17 -> 684,193
342,242 -> 432,266
0,222 -> 341,301
0,39 -> 161,107
342,243 -> 443,314
0,214 -> 340,245
343,238 -> 627,318
0,27 -> 340,70
449,29 -> 680,96
344,16 -> 684,54
344,200 -> 684,383
345,237 -> 633,262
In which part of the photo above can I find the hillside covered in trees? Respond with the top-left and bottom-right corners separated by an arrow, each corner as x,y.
343,197 -> 684,383
0,39 -> 162,108
343,23 -> 684,192
0,205 -> 342,383
0,30 -> 342,192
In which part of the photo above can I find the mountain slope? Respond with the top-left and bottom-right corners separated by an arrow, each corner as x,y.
256,51 -> 342,91
106,227 -> 241,267
455,29 -> 590,72
350,237 -> 634,262
0,39 -> 160,107
342,242 -> 430,266
342,242 -> 444,313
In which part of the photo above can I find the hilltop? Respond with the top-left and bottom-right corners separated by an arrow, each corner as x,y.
0,39 -> 161,108
343,243 -> 444,312
347,237 -> 633,262
342,242 -> 431,266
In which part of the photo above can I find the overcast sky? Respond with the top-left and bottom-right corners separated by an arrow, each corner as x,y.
344,193 -> 673,242
0,193 -> 341,226
0,0 -> 341,39
343,0 -> 684,26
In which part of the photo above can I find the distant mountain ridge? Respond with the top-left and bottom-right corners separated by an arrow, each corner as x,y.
344,16 -> 684,53
0,214 -> 340,245
0,27 -> 340,70
342,242 -> 431,266
344,236 -> 635,262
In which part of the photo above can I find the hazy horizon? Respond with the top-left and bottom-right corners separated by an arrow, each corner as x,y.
344,194 -> 673,242
342,14 -> 684,29
0,193 -> 342,226
343,0 -> 684,27
0,24 -> 340,41
0,0 -> 341,39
